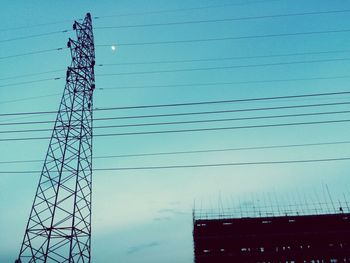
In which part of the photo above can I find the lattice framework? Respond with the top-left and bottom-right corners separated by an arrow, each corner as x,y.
17,13 -> 95,263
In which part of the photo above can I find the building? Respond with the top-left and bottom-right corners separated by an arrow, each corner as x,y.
193,212 -> 350,262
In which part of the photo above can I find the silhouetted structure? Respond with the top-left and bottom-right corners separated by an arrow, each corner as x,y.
193,212 -> 350,262
16,13 -> 95,262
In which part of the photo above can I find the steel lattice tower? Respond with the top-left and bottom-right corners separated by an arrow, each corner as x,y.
16,13 -> 95,263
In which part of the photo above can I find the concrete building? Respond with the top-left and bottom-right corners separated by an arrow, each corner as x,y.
193,212 -> 350,262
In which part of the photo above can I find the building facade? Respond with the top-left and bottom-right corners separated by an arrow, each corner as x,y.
193,213 -> 350,263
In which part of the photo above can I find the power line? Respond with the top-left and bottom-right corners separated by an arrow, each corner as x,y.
1,101 -> 350,127
3,50 -> 350,82
3,28 -> 350,62
0,47 -> 66,60
2,118 -> 350,142
3,8 -> 346,45
92,157 -> 350,171
98,49 -> 350,66
0,119 -> 55,126
0,0 -> 278,32
0,69 -> 64,81
2,156 -> 350,173
94,119 -> 350,138
101,75 -> 350,90
1,110 -> 350,134
2,57 -> 348,88
96,9 -> 350,30
98,58 -> 350,76
2,101 -> 350,123
1,90 -> 350,117
0,77 -> 62,88
95,0 -> 282,19
0,30 -> 70,44
96,28 -> 350,47
94,98 -> 350,112
0,19 -> 74,32
94,110 -> 350,129
1,140 -> 350,165
0,115 -> 44,125
0,79 -> 348,110
0,91 -> 350,116
10,55 -> 346,88
0,93 -> 61,105
0,109 -> 58,118
93,141 -> 350,158
94,105 -> 350,121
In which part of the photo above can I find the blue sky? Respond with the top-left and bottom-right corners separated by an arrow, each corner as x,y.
2,0 -> 350,262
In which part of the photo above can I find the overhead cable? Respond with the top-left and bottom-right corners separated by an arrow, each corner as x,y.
96,28 -> 350,47
1,90 -> 350,117
1,118 -> 350,142
1,110 -> 350,134
1,140 -> 350,164
98,58 -> 350,76
96,9 -> 350,29
2,156 -> 350,173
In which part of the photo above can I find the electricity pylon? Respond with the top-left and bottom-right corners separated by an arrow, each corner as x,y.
16,13 -> 95,263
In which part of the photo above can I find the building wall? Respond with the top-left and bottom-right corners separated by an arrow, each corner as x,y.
193,213 -> 350,263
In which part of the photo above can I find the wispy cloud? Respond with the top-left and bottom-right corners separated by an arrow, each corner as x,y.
157,208 -> 187,216
126,241 -> 161,254
158,208 -> 174,213
153,216 -> 172,221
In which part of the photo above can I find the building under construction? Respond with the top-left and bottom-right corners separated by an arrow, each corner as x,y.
193,205 -> 350,263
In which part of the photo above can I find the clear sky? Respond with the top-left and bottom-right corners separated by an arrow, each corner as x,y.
2,0 -> 350,262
